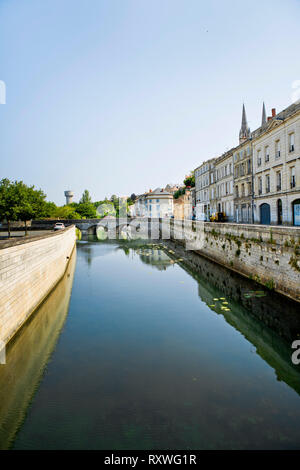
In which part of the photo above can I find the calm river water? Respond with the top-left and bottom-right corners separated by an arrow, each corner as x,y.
1,238 -> 300,449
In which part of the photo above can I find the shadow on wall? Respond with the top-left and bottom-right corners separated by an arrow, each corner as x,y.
0,247 -> 77,450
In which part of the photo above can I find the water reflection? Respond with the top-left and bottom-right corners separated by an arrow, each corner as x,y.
163,241 -> 300,395
0,247 -> 76,449
79,237 -> 300,396
7,239 -> 300,449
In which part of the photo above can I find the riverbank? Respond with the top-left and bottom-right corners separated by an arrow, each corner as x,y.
163,219 -> 300,303
0,225 -> 76,346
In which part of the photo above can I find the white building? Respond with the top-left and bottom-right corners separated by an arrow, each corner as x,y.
195,159 -> 216,220
252,103 -> 300,225
215,150 -> 234,221
132,189 -> 173,218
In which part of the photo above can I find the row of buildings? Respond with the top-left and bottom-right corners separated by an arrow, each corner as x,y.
130,100 -> 299,226
195,101 -> 300,226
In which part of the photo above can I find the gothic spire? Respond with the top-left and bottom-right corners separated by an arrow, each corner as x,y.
239,103 -> 251,144
261,101 -> 266,127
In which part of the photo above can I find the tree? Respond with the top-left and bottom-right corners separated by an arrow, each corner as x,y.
80,189 -> 92,204
40,201 -> 57,218
76,203 -> 97,219
54,205 -> 82,219
184,171 -> 195,188
18,183 -> 48,234
173,188 -> 185,199
0,179 -> 19,237
130,193 -> 136,201
0,179 -> 48,236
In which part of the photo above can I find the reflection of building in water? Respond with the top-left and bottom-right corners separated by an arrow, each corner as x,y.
0,247 -> 76,450
138,247 -> 173,271
164,240 -> 300,396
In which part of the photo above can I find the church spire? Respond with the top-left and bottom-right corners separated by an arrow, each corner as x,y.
261,102 -> 266,127
239,103 -> 251,144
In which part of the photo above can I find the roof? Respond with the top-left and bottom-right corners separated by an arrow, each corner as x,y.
149,188 -> 172,196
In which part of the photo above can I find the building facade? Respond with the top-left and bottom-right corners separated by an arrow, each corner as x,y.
195,159 -> 216,220
233,141 -> 253,223
133,189 -> 173,218
194,101 -> 300,226
173,189 -> 193,220
215,150 -> 234,221
252,103 -> 300,225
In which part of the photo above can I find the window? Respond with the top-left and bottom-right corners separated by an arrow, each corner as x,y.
275,140 -> 281,158
258,177 -> 262,195
241,183 -> 245,196
257,150 -> 261,166
248,182 -> 252,195
265,146 -> 269,162
247,159 -> 251,174
266,175 -> 270,193
289,133 -> 295,153
247,146 -> 250,156
235,186 -> 239,197
291,167 -> 296,188
276,171 -> 281,191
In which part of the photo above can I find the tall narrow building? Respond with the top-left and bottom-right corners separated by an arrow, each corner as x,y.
239,104 -> 251,144
261,102 -> 267,127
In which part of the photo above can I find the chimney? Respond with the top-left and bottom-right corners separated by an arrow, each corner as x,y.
272,108 -> 276,117
149,189 -> 152,193
267,116 -> 272,121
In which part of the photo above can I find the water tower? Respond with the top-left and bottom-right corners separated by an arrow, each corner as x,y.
64,190 -> 74,205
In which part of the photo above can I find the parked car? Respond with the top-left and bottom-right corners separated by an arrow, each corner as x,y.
53,222 -> 65,231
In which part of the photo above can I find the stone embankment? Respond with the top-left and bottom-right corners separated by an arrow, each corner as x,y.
163,219 -> 300,302
0,225 -> 76,345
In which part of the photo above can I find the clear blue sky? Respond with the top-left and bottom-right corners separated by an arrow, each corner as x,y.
1,0 -> 300,204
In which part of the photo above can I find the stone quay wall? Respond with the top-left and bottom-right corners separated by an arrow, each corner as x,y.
162,219 -> 300,302
0,225 -> 76,345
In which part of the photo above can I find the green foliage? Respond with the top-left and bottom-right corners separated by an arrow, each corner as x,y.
184,171 -> 195,188
265,279 -> 275,290
53,206 -> 82,219
289,255 -> 300,272
0,178 -> 48,235
76,228 -> 82,240
75,203 -> 96,218
80,189 -> 92,204
173,188 -> 185,199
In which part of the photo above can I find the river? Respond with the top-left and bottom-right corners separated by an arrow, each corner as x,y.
1,238 -> 300,449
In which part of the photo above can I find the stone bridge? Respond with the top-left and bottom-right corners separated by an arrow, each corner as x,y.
32,217 -> 156,237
